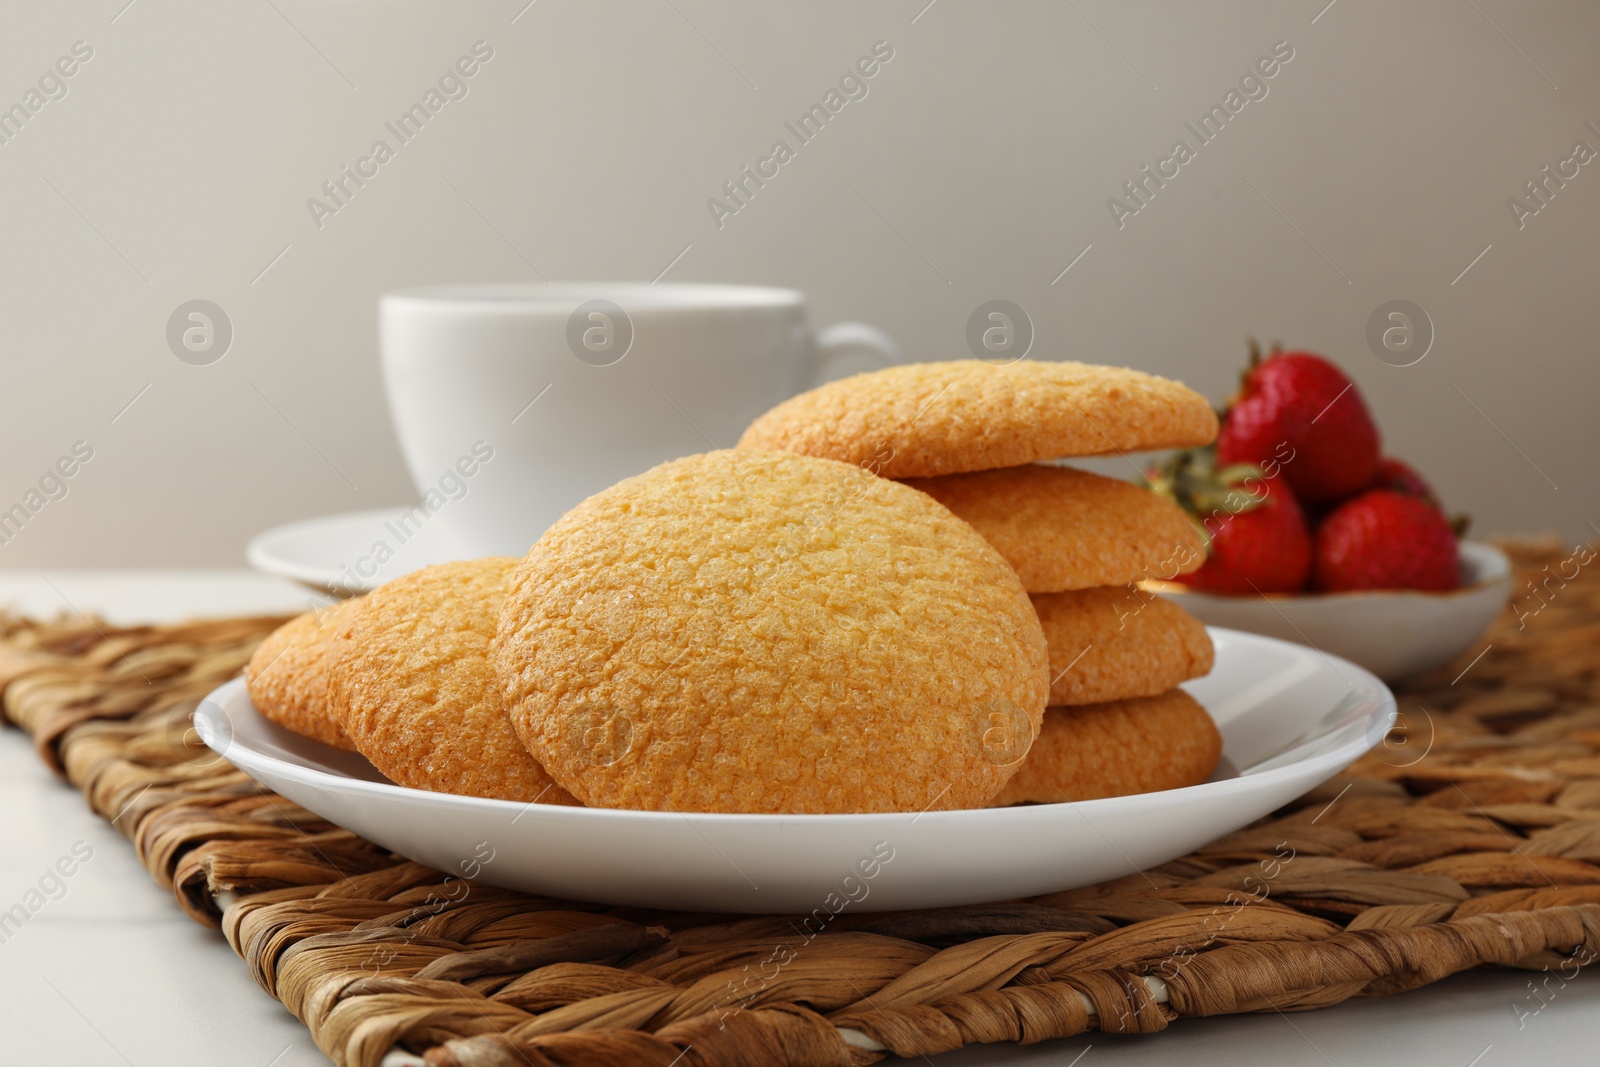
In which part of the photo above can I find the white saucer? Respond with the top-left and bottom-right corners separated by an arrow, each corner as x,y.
246,508 -> 467,595
194,628 -> 1394,914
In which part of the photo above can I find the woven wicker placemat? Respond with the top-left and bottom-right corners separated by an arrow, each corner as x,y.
3,542 -> 1599,1066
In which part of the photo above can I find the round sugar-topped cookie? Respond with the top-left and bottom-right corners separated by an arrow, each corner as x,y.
903,465 -> 1206,592
493,449 -> 1051,815
244,598 -> 363,750
328,558 -> 578,806
989,689 -> 1221,806
1031,586 -> 1214,706
737,360 -> 1217,479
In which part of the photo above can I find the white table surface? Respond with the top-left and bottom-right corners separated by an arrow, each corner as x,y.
0,570 -> 1594,1066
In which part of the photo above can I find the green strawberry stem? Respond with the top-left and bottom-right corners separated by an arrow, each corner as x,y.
1146,446 -> 1273,553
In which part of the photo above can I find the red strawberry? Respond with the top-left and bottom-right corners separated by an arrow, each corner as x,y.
1181,484 -> 1312,594
1367,457 -> 1439,508
1147,448 -> 1312,595
1312,490 -> 1459,592
1216,349 -> 1380,504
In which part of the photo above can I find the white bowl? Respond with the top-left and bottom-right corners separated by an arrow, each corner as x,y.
194,628 -> 1394,913
1151,540 -> 1512,683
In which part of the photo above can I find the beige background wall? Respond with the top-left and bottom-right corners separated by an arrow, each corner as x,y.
2,0 -> 1595,566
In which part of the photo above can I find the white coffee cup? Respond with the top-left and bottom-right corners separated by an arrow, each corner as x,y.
380,283 -> 898,558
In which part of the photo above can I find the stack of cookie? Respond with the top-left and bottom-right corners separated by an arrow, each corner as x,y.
242,359 -> 1225,815
739,359 -> 1225,804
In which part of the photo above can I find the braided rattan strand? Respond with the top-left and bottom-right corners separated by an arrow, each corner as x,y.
2,541 -> 1597,1065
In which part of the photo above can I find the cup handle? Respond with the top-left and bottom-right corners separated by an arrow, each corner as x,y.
810,322 -> 899,386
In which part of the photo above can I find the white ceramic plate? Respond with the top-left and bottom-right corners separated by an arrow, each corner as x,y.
1151,541 -> 1513,683
194,627 -> 1394,914
246,507 -> 467,595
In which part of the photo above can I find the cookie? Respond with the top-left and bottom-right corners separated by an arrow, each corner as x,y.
903,465 -> 1206,592
989,689 -> 1221,806
737,360 -> 1217,479
244,598 -> 363,750
1032,587 -> 1214,706
494,449 -> 1050,815
329,558 -> 578,806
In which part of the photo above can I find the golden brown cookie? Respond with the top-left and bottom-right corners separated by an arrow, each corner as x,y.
737,360 -> 1217,479
989,689 -> 1221,806
903,465 -> 1206,592
244,598 -> 363,750
1033,587 -> 1214,706
329,558 -> 578,805
494,449 -> 1050,815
